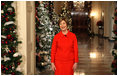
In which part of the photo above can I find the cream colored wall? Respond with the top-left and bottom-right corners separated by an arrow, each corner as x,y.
91,1 -> 116,39
15,1 -> 36,75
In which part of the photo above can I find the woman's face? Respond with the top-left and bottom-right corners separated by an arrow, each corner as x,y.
59,20 -> 68,31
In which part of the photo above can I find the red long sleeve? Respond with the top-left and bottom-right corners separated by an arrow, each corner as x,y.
51,30 -> 79,63
51,36 -> 57,63
73,34 -> 79,63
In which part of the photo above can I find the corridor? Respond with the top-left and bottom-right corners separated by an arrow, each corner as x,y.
36,32 -> 114,75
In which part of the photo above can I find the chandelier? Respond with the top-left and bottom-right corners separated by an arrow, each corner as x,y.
73,1 -> 85,11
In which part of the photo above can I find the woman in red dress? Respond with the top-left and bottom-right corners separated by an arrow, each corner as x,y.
51,18 -> 79,75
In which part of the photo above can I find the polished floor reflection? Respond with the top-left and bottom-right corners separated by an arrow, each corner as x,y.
74,32 -> 114,75
36,32 -> 114,75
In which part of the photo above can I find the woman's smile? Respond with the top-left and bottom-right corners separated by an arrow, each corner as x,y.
59,20 -> 67,31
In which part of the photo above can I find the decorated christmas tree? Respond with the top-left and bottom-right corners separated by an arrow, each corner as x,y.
48,1 -> 60,34
35,1 -> 55,71
51,10 -> 60,34
48,1 -> 54,20
111,7 -> 117,75
60,2 -> 72,31
1,1 -> 22,75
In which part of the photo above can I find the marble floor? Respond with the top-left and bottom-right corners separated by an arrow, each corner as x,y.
36,32 -> 114,75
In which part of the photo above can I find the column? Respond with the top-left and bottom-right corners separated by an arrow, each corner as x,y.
16,1 -> 36,75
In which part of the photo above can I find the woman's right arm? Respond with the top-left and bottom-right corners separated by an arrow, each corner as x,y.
51,36 -> 57,71
51,36 -> 57,63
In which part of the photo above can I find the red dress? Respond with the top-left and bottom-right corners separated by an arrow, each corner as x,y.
51,30 -> 79,75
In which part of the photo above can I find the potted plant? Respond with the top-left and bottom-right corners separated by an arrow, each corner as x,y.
96,20 -> 104,29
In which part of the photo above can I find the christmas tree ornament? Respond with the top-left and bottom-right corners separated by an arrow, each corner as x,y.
12,66 -> 15,69
6,13 -> 8,15
5,41 -> 8,44
2,2 -> 5,6
5,47 -> 9,53
7,35 -> 12,39
4,21 -> 14,26
6,68 -> 8,70
7,7 -> 13,12
3,56 -> 10,61
9,65 -> 12,69
17,62 -> 20,65
5,18 -> 8,21
1,35 -> 7,39
13,52 -> 20,57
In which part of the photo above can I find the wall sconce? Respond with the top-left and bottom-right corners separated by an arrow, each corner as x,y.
90,12 -> 96,17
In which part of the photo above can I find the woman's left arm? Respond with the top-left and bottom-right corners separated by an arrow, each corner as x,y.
73,34 -> 79,63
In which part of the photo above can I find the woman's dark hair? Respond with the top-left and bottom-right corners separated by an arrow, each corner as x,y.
58,17 -> 68,26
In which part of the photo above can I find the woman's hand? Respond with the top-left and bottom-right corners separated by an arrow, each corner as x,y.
73,63 -> 78,71
51,63 -> 56,72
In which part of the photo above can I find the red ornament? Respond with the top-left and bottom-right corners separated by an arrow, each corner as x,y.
5,18 -> 8,21
7,35 -> 12,39
2,3 -> 5,6
10,12 -> 12,15
12,72 -> 15,75
9,28 -> 12,30
5,41 -> 8,44
2,40 -> 4,44
6,68 -> 8,70
1,65 -> 4,69
13,26 -> 15,29
17,62 -> 20,65
6,13 -> 8,16
12,12 -> 14,14
9,50 -> 12,53
9,65 -> 12,68
13,50 -> 15,53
